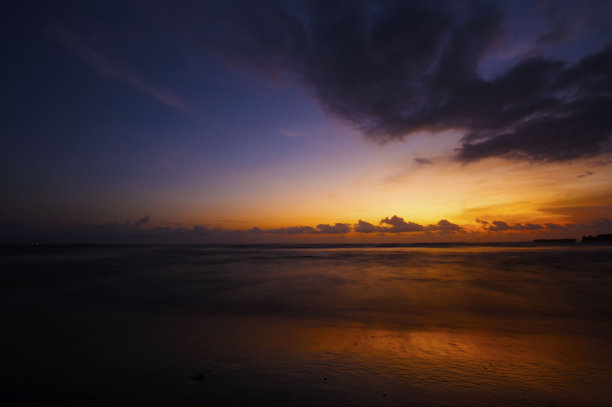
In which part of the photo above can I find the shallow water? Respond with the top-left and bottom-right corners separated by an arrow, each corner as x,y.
2,244 -> 612,406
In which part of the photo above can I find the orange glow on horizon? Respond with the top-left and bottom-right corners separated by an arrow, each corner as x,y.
164,154 -> 611,240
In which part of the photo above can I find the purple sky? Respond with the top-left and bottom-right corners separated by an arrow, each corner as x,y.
2,0 -> 612,243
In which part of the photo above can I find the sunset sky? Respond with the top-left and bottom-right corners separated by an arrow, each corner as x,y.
2,0 -> 612,243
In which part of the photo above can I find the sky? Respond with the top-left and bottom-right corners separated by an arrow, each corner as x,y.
1,0 -> 612,243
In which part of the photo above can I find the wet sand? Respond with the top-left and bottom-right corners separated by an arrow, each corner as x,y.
2,244 -> 612,406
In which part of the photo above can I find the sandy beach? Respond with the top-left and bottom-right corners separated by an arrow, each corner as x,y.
2,244 -> 612,406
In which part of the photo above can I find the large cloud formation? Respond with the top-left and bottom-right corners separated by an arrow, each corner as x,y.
210,0 -> 612,163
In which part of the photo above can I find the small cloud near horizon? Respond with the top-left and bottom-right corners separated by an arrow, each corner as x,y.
355,216 -> 465,234
134,216 -> 150,228
3,215 -> 612,244
476,217 -> 612,235
249,223 -> 350,235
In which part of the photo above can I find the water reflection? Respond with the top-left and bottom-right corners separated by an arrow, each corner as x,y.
1,244 -> 612,406
167,314 -> 611,406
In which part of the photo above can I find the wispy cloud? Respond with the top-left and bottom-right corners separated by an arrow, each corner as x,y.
535,19 -> 574,46
134,215 -> 150,228
54,26 -> 185,109
414,157 -> 433,166
577,170 -> 594,178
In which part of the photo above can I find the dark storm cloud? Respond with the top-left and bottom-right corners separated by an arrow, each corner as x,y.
210,0 -> 612,163
444,44 -> 612,162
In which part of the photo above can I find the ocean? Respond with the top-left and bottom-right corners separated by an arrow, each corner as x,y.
2,244 -> 611,406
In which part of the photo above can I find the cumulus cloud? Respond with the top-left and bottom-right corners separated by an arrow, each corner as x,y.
249,223 -> 351,235
480,220 -> 544,232
430,219 -> 466,234
380,216 -> 425,233
477,218 -> 612,235
252,217 -> 466,236
250,226 -> 317,235
316,223 -> 351,234
354,219 -> 385,233
354,216 -> 465,234
209,0 -> 612,163
5,215 -> 611,244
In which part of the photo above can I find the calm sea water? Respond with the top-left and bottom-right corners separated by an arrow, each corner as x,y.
2,244 -> 612,406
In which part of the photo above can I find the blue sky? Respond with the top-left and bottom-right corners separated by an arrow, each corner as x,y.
2,0 -> 612,243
